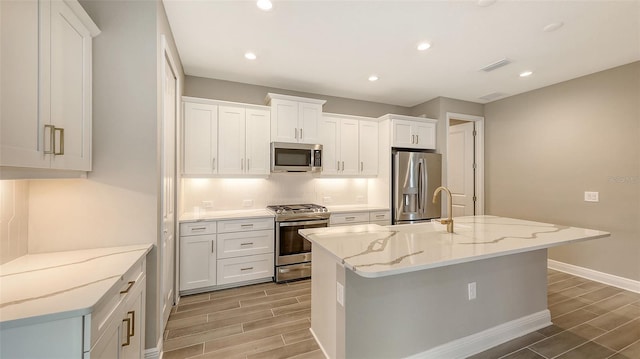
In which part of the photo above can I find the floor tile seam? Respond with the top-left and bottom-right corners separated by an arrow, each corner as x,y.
495,347 -> 540,359
546,340 -> 601,359
166,322 -> 244,341
163,340 -> 208,355
273,307 -> 312,317
615,338 -> 640,354
168,313 -> 278,339
585,314 -> 638,334
578,291 -> 626,307
550,304 -> 592,320
175,302 -> 242,315
590,339 -> 623,355
203,334 -> 286,356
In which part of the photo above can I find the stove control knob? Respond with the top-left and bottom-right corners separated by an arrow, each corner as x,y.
276,209 -> 282,214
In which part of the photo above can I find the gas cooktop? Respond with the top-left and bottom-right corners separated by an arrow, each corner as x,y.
266,203 -> 330,221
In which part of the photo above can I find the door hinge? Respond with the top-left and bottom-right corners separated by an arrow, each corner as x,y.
473,196 -> 477,202
473,130 -> 477,137
473,163 -> 477,170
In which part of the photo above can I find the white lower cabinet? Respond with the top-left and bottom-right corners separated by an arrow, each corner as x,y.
217,253 -> 274,285
179,217 -> 274,294
179,234 -> 216,291
329,210 -> 391,227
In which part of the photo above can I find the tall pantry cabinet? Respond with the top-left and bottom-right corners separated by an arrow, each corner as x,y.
0,0 -> 100,173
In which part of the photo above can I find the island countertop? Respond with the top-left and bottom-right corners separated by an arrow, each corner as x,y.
299,215 -> 609,278
0,244 -> 152,328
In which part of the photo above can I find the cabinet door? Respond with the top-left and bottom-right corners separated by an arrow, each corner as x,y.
47,0 -> 93,170
121,285 -> 144,359
245,109 -> 270,175
270,99 -> 298,142
183,102 -> 218,174
414,122 -> 436,149
392,119 -> 415,148
179,235 -> 216,291
358,121 -> 378,175
319,117 -> 339,175
217,253 -> 274,285
339,119 -> 359,175
218,106 -> 246,175
89,316 -> 121,359
0,0 -> 48,168
298,102 -> 322,144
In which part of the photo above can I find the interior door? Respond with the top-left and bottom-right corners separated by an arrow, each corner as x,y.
161,52 -> 177,328
448,121 -> 475,216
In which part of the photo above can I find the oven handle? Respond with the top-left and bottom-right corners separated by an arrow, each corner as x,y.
278,219 -> 329,227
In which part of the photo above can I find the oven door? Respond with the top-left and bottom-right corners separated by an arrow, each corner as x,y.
276,219 -> 328,266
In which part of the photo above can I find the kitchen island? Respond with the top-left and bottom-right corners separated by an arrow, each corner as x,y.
299,215 -> 609,359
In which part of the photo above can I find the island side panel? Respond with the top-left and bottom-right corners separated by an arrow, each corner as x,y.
344,249 -> 549,358
311,244 -> 345,359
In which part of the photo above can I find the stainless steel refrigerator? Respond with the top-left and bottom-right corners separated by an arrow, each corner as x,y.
392,150 -> 442,224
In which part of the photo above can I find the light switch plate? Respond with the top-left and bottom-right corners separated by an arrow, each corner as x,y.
242,199 -> 253,207
202,200 -> 213,208
336,282 -> 344,306
584,191 -> 599,202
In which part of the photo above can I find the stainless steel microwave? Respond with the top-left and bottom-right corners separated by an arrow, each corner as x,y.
271,142 -> 322,173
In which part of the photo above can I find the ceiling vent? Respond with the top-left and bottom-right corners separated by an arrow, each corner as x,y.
478,92 -> 508,101
480,58 -> 512,72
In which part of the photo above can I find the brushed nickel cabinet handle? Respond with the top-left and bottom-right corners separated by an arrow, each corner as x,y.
211,240 -> 215,253
240,223 -> 254,228
247,158 -> 250,171
240,242 -> 254,246
53,127 -> 64,155
44,125 -> 55,154
300,128 -> 303,139
240,267 -> 254,271
345,216 -> 356,221
337,161 -> 339,171
294,128 -> 298,139
375,214 -> 385,218
361,162 -> 363,172
191,226 -> 207,231
122,317 -> 131,346
120,281 -> 135,294
416,135 -> 419,144
212,157 -> 216,170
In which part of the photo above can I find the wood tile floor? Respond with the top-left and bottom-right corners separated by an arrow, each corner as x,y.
163,269 -> 640,359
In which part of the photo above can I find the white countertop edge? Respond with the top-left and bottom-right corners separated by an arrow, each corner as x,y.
0,244 -> 153,329
326,205 -> 390,213
180,209 -> 274,222
346,233 -> 610,278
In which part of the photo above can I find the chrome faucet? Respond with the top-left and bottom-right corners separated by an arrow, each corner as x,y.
432,186 -> 454,233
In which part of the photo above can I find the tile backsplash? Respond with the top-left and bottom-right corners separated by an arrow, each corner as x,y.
180,174 -> 370,214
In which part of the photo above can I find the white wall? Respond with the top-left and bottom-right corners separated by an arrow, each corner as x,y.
181,175 -> 369,214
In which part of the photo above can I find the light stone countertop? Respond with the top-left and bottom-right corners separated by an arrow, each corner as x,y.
180,209 -> 275,222
326,205 -> 390,213
0,244 -> 152,329
299,215 -> 609,278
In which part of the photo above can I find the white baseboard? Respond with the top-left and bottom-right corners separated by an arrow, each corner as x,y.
309,328 -> 329,359
548,259 -> 640,294
404,310 -> 551,359
144,336 -> 163,359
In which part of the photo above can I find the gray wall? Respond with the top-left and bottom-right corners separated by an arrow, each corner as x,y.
185,76 -> 412,118
484,61 -> 640,281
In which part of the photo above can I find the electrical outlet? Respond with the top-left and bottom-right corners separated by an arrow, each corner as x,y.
202,200 -> 213,208
336,282 -> 344,306
584,191 -> 599,202
323,196 -> 332,204
468,282 -> 477,300
242,199 -> 253,207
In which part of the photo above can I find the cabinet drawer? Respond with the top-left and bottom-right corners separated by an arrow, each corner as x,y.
369,211 -> 390,222
180,221 -> 216,236
217,230 -> 274,259
217,254 -> 274,285
217,217 -> 274,233
85,257 -> 145,352
330,212 -> 369,225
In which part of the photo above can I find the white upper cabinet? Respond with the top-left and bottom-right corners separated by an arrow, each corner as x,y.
384,115 -> 437,150
266,93 -> 326,144
183,98 -> 270,176
320,114 -> 378,176
183,102 -> 218,175
0,0 -> 99,174
359,120 -> 379,175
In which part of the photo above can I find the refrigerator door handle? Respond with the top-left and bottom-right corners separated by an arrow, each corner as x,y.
417,160 -> 423,210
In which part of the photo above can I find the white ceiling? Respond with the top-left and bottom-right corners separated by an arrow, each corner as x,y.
163,0 -> 640,107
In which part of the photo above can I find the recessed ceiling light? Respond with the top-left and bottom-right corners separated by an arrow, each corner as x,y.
477,0 -> 497,7
368,75 -> 379,82
519,71 -> 533,77
417,42 -> 431,51
256,0 -> 272,11
244,52 -> 257,60
543,22 -> 564,32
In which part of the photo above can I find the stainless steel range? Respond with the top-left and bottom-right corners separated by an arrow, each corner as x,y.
267,204 -> 330,282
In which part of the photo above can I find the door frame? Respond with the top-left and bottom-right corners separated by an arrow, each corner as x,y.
159,34 -> 180,332
444,112 -> 485,215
